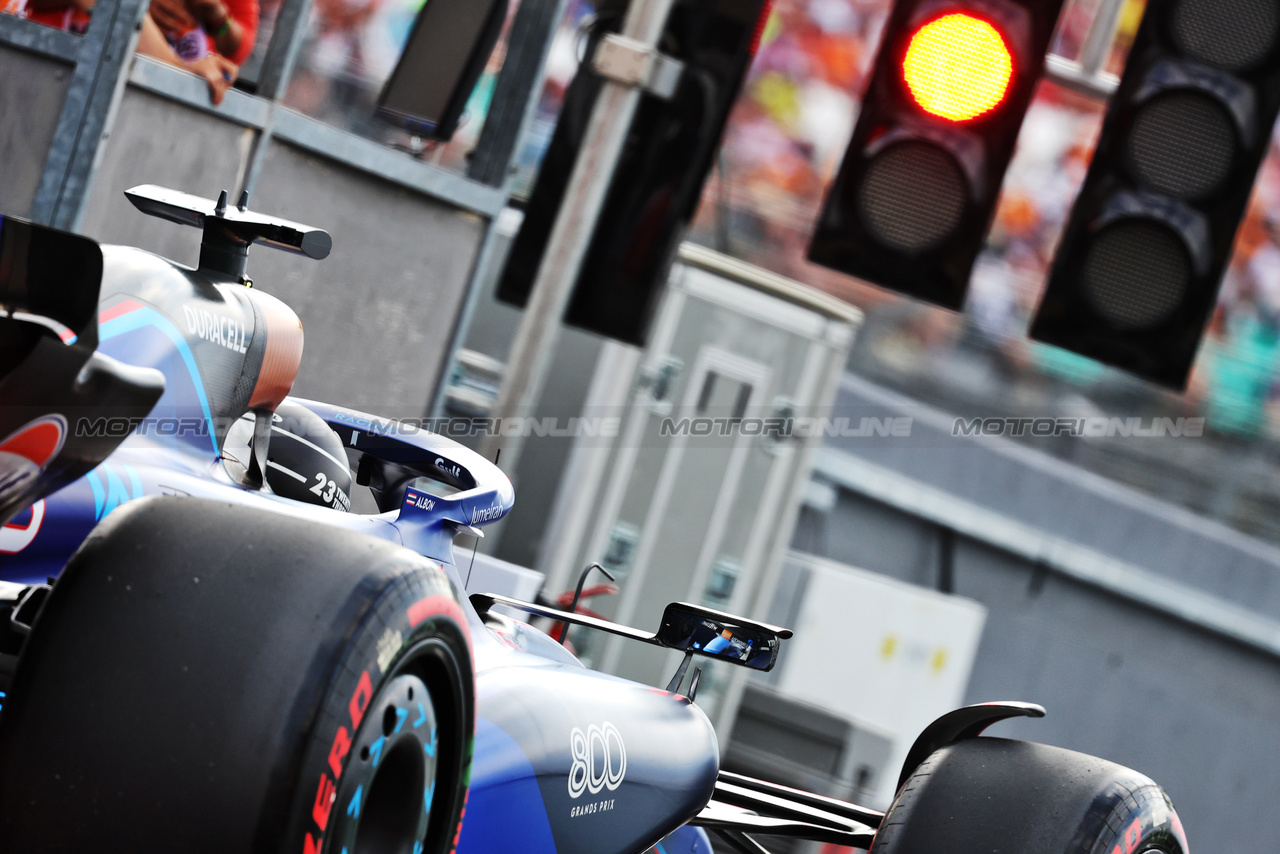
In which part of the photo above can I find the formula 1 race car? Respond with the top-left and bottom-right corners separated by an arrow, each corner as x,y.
0,188 -> 1190,854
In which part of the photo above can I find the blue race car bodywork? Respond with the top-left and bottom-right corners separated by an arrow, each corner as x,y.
2,188 -> 1188,854
0,191 -> 719,854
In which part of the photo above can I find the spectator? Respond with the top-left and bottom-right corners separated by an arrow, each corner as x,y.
140,0 -> 259,105
147,0 -> 259,65
283,0 -> 392,126
136,11 -> 240,104
11,0 -> 251,105
22,0 -> 91,33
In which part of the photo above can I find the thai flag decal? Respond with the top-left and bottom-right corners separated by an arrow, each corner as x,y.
403,489 -> 435,512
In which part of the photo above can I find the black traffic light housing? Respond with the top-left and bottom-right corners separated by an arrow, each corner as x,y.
808,0 -> 1066,308
496,0 -> 771,346
1031,0 -> 1280,388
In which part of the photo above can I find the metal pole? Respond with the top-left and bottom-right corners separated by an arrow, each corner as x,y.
428,0 -> 573,419
479,0 -> 676,468
255,0 -> 314,101
30,0 -> 149,229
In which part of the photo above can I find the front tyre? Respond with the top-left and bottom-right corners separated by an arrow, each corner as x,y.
287,573 -> 472,854
0,496 -> 473,854
871,738 -> 1188,854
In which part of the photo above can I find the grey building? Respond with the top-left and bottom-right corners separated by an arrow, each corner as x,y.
791,372 -> 1280,852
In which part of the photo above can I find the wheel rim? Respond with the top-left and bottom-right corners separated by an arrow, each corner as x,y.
329,670 -> 439,854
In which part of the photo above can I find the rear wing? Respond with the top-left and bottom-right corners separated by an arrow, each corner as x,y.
1,216 -> 163,525
0,214 -> 103,351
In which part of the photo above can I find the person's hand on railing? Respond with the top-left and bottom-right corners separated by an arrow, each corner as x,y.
186,52 -> 238,104
136,11 -> 239,105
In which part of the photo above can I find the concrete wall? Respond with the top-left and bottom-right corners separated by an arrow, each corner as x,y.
75,83 -> 489,418
825,373 -> 1280,620
0,45 -> 72,217
794,372 -> 1280,852
250,142 -> 485,415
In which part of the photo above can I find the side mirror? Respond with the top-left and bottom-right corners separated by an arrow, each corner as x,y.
656,603 -> 791,672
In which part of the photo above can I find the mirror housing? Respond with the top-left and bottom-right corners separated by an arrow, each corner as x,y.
656,603 -> 792,672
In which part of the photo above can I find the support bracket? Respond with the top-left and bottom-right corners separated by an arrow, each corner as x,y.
591,33 -> 685,99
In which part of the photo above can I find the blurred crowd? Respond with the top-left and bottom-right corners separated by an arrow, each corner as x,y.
4,0 -> 259,103
683,0 -> 1280,448
281,0 -> 419,133
672,0 -> 1280,541
3,0 -> 505,162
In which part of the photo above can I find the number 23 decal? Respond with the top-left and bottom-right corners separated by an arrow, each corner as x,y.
310,472 -> 338,504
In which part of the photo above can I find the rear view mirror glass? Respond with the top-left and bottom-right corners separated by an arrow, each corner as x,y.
656,603 -> 785,671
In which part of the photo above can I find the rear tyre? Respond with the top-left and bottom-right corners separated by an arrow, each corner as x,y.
870,738 -> 1188,854
0,496 -> 473,854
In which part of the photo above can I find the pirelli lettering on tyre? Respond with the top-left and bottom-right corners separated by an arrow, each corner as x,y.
303,670 -> 373,853
568,722 -> 626,801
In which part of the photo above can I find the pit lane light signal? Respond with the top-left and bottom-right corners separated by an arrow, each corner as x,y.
496,0 -> 773,346
1030,0 -> 1280,389
904,13 -> 1014,121
808,0 -> 1067,308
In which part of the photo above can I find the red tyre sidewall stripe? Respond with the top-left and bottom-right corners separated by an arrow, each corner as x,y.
408,594 -> 472,647
1170,809 -> 1189,853
301,576 -> 472,853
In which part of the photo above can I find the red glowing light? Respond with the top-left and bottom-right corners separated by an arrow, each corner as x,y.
902,13 -> 1013,121
749,0 -> 775,58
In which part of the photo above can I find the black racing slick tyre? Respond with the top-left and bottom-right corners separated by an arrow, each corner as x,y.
870,738 -> 1189,854
0,496 -> 474,854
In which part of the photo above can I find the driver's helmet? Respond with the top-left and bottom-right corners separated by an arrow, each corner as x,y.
226,401 -> 353,512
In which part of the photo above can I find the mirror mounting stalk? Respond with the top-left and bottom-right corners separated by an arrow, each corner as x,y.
470,592 -> 791,672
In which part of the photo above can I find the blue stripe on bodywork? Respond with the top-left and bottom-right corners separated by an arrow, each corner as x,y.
100,306 -> 218,454
85,462 -> 144,520
456,717 -> 557,854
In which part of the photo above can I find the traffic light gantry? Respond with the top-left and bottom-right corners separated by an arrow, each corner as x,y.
808,0 -> 1068,308
498,0 -> 773,346
1031,0 -> 1280,388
